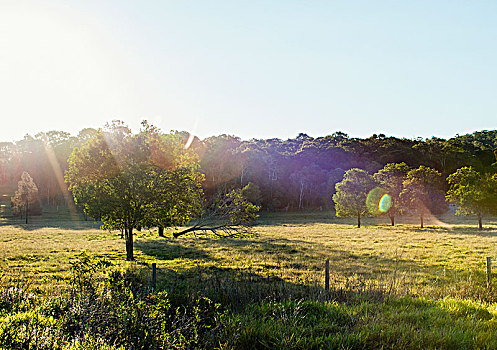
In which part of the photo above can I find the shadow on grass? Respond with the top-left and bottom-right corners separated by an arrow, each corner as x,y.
203,236 -> 425,273
0,205 -> 104,231
151,234 -> 497,302
135,238 -> 212,261
409,225 -> 497,237
256,211 -> 336,226
4,219 -> 101,231
158,263 -> 388,312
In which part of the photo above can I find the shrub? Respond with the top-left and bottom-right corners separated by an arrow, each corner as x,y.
0,254 -> 225,350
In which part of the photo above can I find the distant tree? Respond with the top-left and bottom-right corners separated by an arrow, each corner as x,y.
240,182 -> 262,205
446,167 -> 497,230
373,163 -> 410,226
333,168 -> 376,228
200,134 -> 242,190
322,168 -> 345,208
289,164 -> 328,210
77,128 -> 99,145
11,171 -> 40,224
400,166 -> 447,228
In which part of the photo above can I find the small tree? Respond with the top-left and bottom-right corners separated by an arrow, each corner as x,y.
373,162 -> 409,226
400,166 -> 447,228
333,168 -> 376,228
11,171 -> 39,224
446,167 -> 497,230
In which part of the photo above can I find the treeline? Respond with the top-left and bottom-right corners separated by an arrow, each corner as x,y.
0,124 -> 496,212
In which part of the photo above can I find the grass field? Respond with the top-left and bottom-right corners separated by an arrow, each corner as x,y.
2,209 -> 497,349
2,210 -> 497,296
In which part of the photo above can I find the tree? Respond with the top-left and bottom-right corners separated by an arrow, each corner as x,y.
400,166 -> 447,228
446,167 -> 497,230
66,121 -> 204,261
333,168 -> 376,228
290,164 -> 328,210
199,134 -> 242,192
11,171 -> 39,224
149,164 -> 204,237
373,163 -> 410,226
240,182 -> 262,205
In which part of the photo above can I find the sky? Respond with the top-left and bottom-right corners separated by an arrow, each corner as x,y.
1,0 -> 496,142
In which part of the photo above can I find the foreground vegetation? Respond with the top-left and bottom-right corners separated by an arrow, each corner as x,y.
2,211 -> 497,348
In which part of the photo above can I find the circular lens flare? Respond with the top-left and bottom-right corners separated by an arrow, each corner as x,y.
379,194 -> 392,213
366,188 -> 392,215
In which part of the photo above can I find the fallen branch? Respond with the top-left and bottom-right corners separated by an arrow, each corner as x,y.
173,189 -> 259,238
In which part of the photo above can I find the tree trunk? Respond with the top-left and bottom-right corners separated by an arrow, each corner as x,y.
390,215 -> 395,226
357,212 -> 361,228
420,215 -> 423,228
25,200 -> 28,224
125,227 -> 134,261
158,226 -> 164,237
298,181 -> 304,210
478,213 -> 483,231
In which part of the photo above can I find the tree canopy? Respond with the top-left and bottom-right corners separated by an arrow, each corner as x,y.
400,166 -> 447,228
446,167 -> 497,230
2,124 -> 497,217
373,162 -> 410,226
66,122 -> 203,261
333,168 -> 376,228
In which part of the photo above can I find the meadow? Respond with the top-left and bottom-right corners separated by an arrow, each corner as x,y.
2,210 -> 497,349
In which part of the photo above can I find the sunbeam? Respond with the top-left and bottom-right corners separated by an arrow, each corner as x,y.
38,134 -> 80,223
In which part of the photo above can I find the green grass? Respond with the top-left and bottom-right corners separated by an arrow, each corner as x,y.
2,210 -> 497,297
3,209 -> 497,348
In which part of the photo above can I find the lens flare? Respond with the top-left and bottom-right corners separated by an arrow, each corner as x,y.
366,187 -> 391,215
379,194 -> 392,213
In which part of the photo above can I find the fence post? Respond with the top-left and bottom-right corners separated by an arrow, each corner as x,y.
325,259 -> 329,291
152,263 -> 157,291
486,257 -> 491,287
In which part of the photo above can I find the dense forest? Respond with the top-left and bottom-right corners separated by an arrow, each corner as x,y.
1,123 -> 496,213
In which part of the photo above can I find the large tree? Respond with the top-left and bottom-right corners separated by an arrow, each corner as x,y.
373,162 -> 410,226
400,166 -> 447,228
446,167 -> 497,230
66,121 -> 203,261
333,168 -> 376,228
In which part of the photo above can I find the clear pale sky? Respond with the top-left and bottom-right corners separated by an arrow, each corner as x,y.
1,0 -> 496,142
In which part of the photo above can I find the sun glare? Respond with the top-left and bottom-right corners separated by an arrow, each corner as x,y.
0,2 -> 129,140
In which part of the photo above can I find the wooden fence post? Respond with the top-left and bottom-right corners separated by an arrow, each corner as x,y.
325,259 -> 329,291
486,257 -> 491,287
152,263 -> 157,291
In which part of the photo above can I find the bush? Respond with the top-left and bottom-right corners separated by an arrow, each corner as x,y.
0,310 -> 61,350
0,254 -> 225,350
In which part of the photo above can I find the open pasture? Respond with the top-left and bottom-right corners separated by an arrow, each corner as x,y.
4,211 -> 497,348
2,210 -> 497,300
